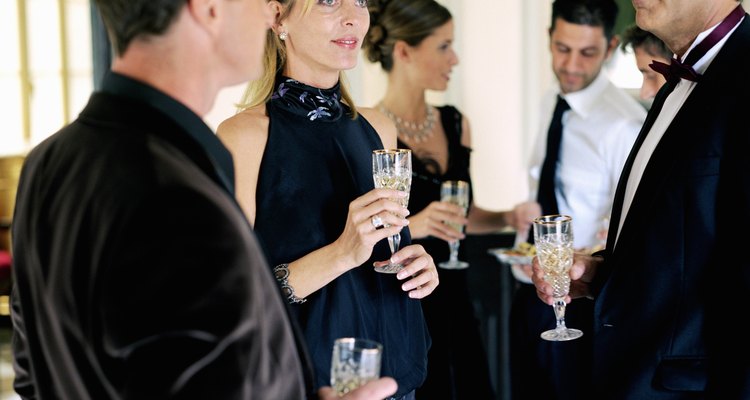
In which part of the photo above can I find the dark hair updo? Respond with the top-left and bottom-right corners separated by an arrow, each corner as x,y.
363,0 -> 452,72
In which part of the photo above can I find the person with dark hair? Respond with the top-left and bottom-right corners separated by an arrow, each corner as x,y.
506,0 -> 646,399
621,24 -> 672,101
10,0 -> 397,398
217,1 -> 439,399
363,0 -> 506,398
533,0 -> 750,398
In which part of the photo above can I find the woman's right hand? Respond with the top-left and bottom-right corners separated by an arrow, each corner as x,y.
330,188 -> 410,271
407,201 -> 467,242
507,201 -> 541,237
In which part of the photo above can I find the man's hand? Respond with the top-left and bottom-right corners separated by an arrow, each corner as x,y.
318,377 -> 398,399
532,252 -> 602,304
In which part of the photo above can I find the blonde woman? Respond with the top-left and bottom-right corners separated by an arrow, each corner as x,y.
217,0 -> 438,398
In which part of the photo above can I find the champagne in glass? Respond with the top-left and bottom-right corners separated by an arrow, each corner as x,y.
372,149 -> 412,273
330,338 -> 382,396
438,180 -> 470,270
533,214 -> 583,341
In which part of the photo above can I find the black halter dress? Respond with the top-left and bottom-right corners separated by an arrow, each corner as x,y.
253,77 -> 430,397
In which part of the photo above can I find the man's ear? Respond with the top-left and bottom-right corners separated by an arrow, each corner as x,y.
605,35 -> 620,60
185,0 -> 220,35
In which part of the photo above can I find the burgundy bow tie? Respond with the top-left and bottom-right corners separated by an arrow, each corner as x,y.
649,58 -> 702,83
649,4 -> 745,85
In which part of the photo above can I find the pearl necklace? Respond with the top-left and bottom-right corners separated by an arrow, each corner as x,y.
378,103 -> 436,143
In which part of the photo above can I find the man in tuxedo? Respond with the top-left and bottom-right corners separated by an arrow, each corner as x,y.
506,1 -> 646,399
9,0 -> 396,399
533,0 -> 750,398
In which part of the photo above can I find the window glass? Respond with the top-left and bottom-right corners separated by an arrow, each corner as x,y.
0,0 -> 92,155
0,1 -> 23,156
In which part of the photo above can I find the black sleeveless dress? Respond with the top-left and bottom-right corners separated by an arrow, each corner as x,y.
253,77 -> 430,397
400,106 -> 495,399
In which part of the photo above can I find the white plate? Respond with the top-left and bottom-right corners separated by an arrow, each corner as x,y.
488,248 -> 533,265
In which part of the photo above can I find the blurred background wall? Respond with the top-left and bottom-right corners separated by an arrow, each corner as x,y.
4,1 -> 750,213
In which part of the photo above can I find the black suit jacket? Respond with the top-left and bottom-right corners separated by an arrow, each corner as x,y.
588,15 -> 750,400
11,77 -> 308,399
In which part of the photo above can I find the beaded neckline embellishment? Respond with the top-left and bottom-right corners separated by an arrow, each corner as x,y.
378,103 -> 436,143
271,76 -> 344,121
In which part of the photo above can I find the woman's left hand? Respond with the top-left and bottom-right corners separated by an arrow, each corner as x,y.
374,244 -> 439,298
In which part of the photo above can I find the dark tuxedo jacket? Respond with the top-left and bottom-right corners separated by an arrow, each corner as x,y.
588,14 -> 750,400
11,80 -> 308,399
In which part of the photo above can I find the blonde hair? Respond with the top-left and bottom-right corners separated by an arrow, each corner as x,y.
237,0 -> 359,118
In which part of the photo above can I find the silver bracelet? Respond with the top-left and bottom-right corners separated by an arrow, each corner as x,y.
272,264 -> 307,304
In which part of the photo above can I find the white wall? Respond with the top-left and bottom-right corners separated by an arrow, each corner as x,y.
455,0 -> 526,211
204,83 -> 246,130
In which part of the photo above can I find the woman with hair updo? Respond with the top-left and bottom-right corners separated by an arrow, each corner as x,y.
217,0 -> 440,398
364,0 -> 510,398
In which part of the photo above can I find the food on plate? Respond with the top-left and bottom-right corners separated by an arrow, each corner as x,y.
505,242 -> 536,257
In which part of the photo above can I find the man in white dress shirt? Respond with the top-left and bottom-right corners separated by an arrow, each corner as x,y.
507,1 -> 646,399
533,0 -> 750,397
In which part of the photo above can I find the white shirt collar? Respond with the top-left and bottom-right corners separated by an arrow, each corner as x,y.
557,71 -> 610,120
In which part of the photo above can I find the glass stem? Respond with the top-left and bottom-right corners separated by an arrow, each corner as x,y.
448,240 -> 460,262
553,298 -> 568,330
387,232 -> 401,255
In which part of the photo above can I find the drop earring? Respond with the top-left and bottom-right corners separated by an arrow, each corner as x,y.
279,31 -> 288,41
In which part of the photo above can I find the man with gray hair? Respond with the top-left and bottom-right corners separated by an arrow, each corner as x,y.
534,0 -> 750,398
10,0 -> 396,398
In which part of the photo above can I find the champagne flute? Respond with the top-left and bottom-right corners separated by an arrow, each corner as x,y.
533,214 -> 583,341
372,149 -> 412,274
438,180 -> 470,270
330,337 -> 382,396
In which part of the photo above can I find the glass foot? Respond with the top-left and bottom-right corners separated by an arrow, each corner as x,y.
374,263 -> 404,274
438,260 -> 469,270
540,328 -> 583,341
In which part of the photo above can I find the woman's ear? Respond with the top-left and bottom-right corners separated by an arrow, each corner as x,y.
393,40 -> 411,64
268,1 -> 285,34
605,35 -> 620,61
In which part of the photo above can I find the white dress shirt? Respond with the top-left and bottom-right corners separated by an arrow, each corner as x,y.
512,72 -> 646,283
615,16 -> 744,248
531,71 -> 646,249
